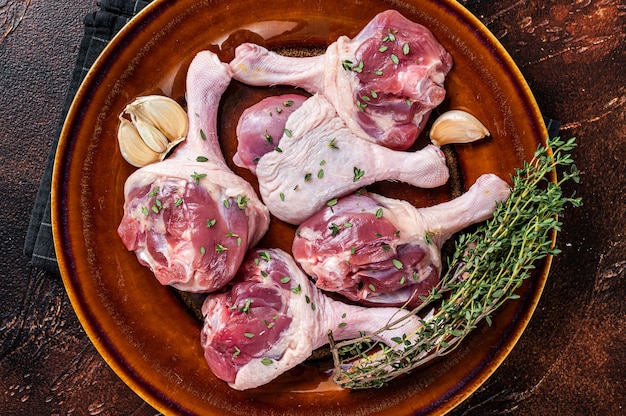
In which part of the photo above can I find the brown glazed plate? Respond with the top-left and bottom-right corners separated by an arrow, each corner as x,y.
52,0 -> 549,415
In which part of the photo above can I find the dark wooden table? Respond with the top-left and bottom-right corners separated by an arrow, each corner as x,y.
2,1 -> 624,414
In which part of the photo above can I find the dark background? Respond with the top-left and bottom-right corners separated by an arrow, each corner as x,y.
1,0 -> 624,414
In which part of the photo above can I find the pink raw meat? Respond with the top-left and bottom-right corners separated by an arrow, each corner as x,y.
230,10 -> 453,150
233,94 -> 308,174
292,174 -> 511,307
201,248 -> 420,390
240,94 -> 450,224
117,51 -> 270,293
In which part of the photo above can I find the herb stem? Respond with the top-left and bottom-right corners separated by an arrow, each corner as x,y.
329,137 -> 581,389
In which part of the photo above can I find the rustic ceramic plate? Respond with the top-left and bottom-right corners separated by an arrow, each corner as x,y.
52,0 -> 549,414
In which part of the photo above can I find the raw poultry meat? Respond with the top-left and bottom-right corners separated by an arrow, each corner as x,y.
230,9 -> 453,150
241,93 -> 449,224
117,51 -> 270,293
233,93 -> 307,174
292,174 -> 511,307
201,248 -> 421,390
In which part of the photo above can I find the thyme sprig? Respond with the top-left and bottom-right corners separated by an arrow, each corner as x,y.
329,136 -> 582,389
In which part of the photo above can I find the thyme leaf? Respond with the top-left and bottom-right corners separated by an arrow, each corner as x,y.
329,136 -> 582,389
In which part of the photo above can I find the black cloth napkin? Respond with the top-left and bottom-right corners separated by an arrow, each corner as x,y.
24,0 -> 153,275
24,0 -> 561,276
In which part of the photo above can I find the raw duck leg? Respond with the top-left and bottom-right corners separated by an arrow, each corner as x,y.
201,248 -> 421,390
117,51 -> 270,293
230,10 -> 453,150
292,174 -> 511,307
246,94 -> 449,224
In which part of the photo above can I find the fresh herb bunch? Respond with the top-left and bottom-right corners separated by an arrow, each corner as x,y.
329,136 -> 582,389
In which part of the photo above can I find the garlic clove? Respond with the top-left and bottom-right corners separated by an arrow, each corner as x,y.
126,105 -> 171,153
117,95 -> 189,167
429,110 -> 490,147
129,95 -> 189,142
117,118 -> 162,167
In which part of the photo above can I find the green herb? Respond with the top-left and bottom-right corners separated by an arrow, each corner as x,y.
243,333 -> 254,338
329,137 -> 582,389
196,156 -> 208,162
328,138 -> 339,149
200,129 -> 207,141
216,244 -> 228,253
280,192 -> 285,201
402,43 -> 410,55
141,207 -> 149,216
174,198 -> 183,207
284,128 -> 292,137
206,219 -> 216,227
390,54 -> 399,65
353,167 -> 365,182
239,298 -> 252,314
191,171 -> 206,185
261,358 -> 273,366
236,194 -> 249,209
352,60 -> 364,73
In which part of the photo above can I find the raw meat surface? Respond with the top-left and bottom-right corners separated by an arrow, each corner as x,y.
201,248 -> 421,390
230,10 -> 453,150
249,94 -> 449,224
117,51 -> 270,293
233,94 -> 307,174
292,174 -> 511,307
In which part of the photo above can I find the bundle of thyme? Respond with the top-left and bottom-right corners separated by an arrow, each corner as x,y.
329,136 -> 582,389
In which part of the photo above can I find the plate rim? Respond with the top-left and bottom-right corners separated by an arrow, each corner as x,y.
52,0 -> 551,414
